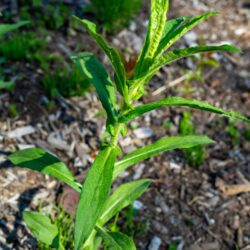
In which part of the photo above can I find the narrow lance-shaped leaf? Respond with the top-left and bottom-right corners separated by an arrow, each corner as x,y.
113,135 -> 214,179
95,225 -> 136,250
159,16 -> 192,46
118,96 -> 250,124
72,16 -> 128,102
98,179 -> 153,225
8,148 -> 82,193
74,147 -> 116,250
154,12 -> 219,58
71,52 -> 117,123
23,211 -> 64,250
134,0 -> 169,76
0,20 -> 29,38
129,45 -> 241,99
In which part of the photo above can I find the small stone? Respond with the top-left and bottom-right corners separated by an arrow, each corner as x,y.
184,31 -> 198,46
148,236 -> 162,250
47,132 -> 70,151
17,144 -> 35,150
8,126 -> 35,138
119,137 -> 132,147
74,157 -> 83,167
234,28 -> 246,36
133,164 -> 146,180
134,127 -> 154,139
207,196 -> 220,207
169,162 -> 181,171
129,21 -> 137,32
133,200 -> 144,210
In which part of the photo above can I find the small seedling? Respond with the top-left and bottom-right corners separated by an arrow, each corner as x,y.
8,104 -> 19,117
8,1 -> 250,249
179,112 -> 205,168
226,118 -> 241,146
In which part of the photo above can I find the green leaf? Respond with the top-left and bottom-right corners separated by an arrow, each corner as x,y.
7,148 -> 82,193
129,45 -> 241,99
155,45 -> 241,68
113,135 -> 214,179
119,96 -> 249,124
0,21 -> 29,38
134,0 -> 169,76
95,225 -> 136,250
71,52 -> 117,123
99,179 -> 153,225
72,16 -> 128,102
0,80 -> 14,90
159,16 -> 192,46
74,147 -> 116,250
23,211 -> 60,247
154,12 -> 219,57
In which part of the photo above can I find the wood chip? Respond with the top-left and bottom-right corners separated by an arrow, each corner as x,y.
220,184 -> 250,195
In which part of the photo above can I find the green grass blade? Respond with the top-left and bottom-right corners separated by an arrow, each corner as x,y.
99,179 -> 153,225
113,135 -> 214,179
72,16 -> 128,102
0,20 -> 29,38
71,52 -> 117,123
95,225 -> 136,250
74,147 -> 116,250
154,12 -> 219,57
118,96 -> 249,124
8,148 -> 82,193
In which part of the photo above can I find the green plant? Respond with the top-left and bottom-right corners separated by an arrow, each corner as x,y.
179,112 -> 205,168
245,128 -> 250,141
85,0 -> 142,34
0,31 -> 46,61
226,118 -> 241,146
0,19 -> 29,89
8,1 -> 250,249
42,64 -> 91,98
37,200 -> 74,249
8,104 -> 19,117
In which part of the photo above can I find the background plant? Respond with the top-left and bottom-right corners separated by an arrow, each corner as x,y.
84,0 -> 142,34
7,1 -> 250,249
179,111 -> 205,168
42,64 -> 92,99
0,31 -> 47,61
0,17 -> 29,89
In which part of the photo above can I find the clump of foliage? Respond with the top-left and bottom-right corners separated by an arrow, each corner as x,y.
42,64 -> 91,99
17,0 -> 70,30
85,0 -> 142,33
8,1 -> 250,249
0,31 -> 46,61
0,16 -> 29,89
179,112 -> 205,168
